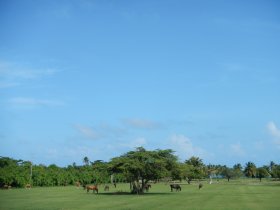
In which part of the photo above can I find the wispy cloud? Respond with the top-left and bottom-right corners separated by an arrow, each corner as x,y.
267,121 -> 280,148
0,61 -> 58,79
0,60 -> 59,88
74,124 -> 100,140
119,137 -> 147,149
9,97 -> 64,108
74,122 -> 127,141
169,134 -> 207,160
229,143 -> 245,157
122,118 -> 162,129
0,82 -> 20,88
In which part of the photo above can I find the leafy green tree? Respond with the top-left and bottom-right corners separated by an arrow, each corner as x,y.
233,163 -> 243,178
256,167 -> 270,182
244,162 -> 257,178
221,166 -> 235,182
185,156 -> 204,168
83,157 -> 90,166
184,156 -> 206,183
92,160 -> 110,184
271,164 -> 280,179
0,157 -> 30,187
233,163 -> 242,171
109,147 -> 178,194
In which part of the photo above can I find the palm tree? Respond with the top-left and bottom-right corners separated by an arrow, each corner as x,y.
233,163 -> 243,178
269,161 -> 276,172
244,162 -> 256,178
185,156 -> 204,168
83,156 -> 89,166
233,163 -> 242,171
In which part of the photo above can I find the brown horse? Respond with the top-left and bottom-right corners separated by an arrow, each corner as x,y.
3,184 -> 11,190
86,185 -> 98,194
104,185 -> 109,191
144,184 -> 151,192
75,181 -> 80,188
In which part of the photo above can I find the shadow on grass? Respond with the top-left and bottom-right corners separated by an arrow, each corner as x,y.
97,192 -> 173,196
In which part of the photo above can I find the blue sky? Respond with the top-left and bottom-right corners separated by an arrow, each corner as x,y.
1,0 -> 280,167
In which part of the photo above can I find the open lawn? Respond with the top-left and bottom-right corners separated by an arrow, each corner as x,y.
1,179 -> 280,210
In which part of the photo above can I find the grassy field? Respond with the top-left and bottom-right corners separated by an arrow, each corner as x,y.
1,179 -> 280,210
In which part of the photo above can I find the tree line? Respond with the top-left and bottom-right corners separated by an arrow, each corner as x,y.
1,147 -> 280,192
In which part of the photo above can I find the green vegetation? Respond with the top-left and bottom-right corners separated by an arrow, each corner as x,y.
109,148 -> 178,193
1,147 -> 280,190
0,180 -> 280,210
1,147 -> 280,209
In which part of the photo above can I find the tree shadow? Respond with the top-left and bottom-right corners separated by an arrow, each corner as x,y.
98,192 -> 173,196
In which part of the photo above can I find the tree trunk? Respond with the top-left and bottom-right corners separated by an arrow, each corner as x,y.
141,178 -> 145,193
131,180 -> 141,194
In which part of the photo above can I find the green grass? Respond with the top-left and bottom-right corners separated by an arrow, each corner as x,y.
1,179 -> 280,210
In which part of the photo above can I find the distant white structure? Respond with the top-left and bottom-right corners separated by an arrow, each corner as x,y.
209,175 -> 213,184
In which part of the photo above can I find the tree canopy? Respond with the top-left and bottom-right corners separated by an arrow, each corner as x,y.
109,147 -> 178,193
0,149 -> 279,191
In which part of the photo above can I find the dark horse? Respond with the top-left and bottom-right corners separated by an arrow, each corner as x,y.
104,185 -> 109,191
144,184 -> 151,192
170,184 -> 181,192
86,185 -> 98,194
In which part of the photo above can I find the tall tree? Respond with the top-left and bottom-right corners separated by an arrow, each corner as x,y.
244,162 -> 257,178
221,166 -> 235,182
184,156 -> 206,183
185,156 -> 204,168
233,163 -> 243,178
269,161 -> 276,173
256,167 -> 270,182
271,164 -> 280,179
92,160 -> 110,184
109,147 -> 178,194
83,157 -> 89,166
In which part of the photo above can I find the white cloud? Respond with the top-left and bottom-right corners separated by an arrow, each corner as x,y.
9,97 -> 64,107
229,143 -> 245,157
0,60 -> 59,88
74,124 -> 100,140
267,121 -> 280,138
120,137 -> 147,149
0,82 -> 20,88
267,121 -> 280,148
0,61 -> 58,79
122,118 -> 161,129
169,134 -> 206,160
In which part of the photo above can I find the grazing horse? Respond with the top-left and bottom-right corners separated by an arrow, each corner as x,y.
144,184 -> 151,192
86,185 -> 98,194
3,184 -> 11,190
199,183 -> 203,189
170,184 -> 181,192
104,185 -> 109,191
25,184 -> 31,189
75,181 -> 81,188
